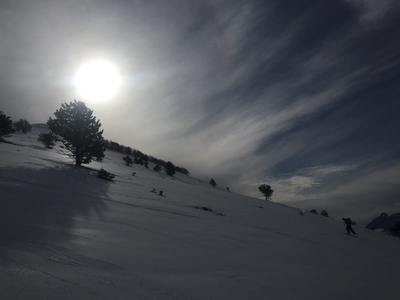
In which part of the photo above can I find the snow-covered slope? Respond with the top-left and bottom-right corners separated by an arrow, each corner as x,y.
1,128 -> 400,300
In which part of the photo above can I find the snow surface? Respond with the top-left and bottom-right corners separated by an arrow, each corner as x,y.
1,128 -> 400,300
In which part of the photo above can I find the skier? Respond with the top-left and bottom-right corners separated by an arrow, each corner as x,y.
342,218 -> 357,236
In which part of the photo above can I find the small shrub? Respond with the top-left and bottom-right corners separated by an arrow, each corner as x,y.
209,178 -> 217,188
37,132 -> 58,149
321,210 -> 329,217
194,206 -> 213,212
97,168 -> 115,181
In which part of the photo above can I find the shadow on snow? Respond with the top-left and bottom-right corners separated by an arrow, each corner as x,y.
0,164 -> 110,251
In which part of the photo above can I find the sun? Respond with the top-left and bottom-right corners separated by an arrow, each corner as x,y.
74,60 -> 121,101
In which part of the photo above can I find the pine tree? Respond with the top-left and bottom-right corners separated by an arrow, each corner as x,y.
258,184 -> 274,200
0,111 -> 14,140
47,100 -> 105,166
165,161 -> 176,176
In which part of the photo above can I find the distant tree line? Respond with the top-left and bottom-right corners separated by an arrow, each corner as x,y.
104,139 -> 190,176
1,102 -> 190,176
0,111 -> 33,141
13,119 -> 32,134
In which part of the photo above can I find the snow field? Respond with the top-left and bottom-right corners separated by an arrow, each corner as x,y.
1,128 -> 400,299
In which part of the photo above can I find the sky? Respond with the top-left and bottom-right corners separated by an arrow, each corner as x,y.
1,0 -> 399,224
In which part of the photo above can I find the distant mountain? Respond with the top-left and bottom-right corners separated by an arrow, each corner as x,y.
365,212 -> 400,231
32,123 -> 49,130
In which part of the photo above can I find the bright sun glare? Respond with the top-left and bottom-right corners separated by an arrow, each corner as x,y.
74,60 -> 121,101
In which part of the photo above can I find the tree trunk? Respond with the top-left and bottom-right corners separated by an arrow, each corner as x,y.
75,146 -> 82,166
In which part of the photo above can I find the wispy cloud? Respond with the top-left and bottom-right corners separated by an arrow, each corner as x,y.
347,0 -> 399,25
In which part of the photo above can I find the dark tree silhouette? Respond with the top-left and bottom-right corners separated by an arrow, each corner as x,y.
47,100 -> 105,166
258,184 -> 274,200
209,178 -> 217,188
134,156 -> 143,165
98,168 -> 115,181
123,155 -> 133,166
389,222 -> 400,238
165,161 -> 176,176
102,140 -> 189,174
321,210 -> 329,217
37,132 -> 58,149
175,166 -> 190,175
124,146 -> 132,156
153,164 -> 162,172
13,119 -> 32,134
0,111 -> 14,140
